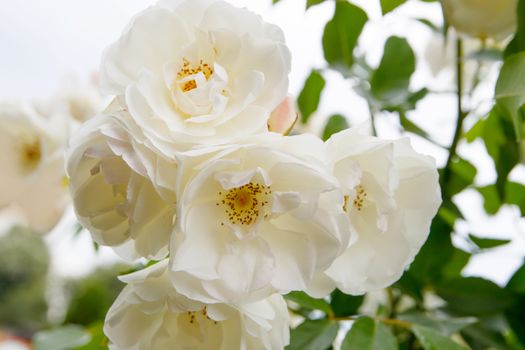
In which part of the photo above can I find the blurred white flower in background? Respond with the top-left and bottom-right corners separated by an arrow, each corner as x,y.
105,260 -> 290,350
440,0 -> 517,40
0,102 -> 71,233
100,0 -> 291,151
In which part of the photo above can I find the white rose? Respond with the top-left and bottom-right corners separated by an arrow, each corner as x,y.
66,111 -> 177,260
169,133 -> 350,303
100,0 -> 291,151
0,102 -> 70,233
312,128 -> 441,296
105,260 -> 290,350
440,0 -> 517,40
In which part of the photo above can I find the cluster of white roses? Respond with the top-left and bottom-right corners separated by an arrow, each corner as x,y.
66,0 -> 441,348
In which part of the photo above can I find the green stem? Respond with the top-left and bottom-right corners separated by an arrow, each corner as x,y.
442,38 -> 466,194
329,315 -> 413,329
368,101 -> 378,136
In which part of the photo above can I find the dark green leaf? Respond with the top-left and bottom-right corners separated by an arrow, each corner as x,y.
469,234 -> 511,250
34,325 -> 91,350
380,0 -> 406,15
307,0 -> 325,9
504,0 -> 525,58
330,289 -> 364,317
507,260 -> 525,294
395,271 -> 424,302
412,325 -> 468,350
408,216 -> 454,284
370,36 -> 415,105
298,70 -> 326,123
287,319 -> 339,350
461,323 -> 514,350
435,277 -> 516,316
322,114 -> 349,140
505,296 -> 525,346
285,291 -> 333,315
342,317 -> 398,350
322,1 -> 368,69
495,52 -> 525,140
398,312 -> 476,337
442,247 -> 470,279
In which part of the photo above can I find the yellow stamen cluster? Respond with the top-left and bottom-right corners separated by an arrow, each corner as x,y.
186,307 -> 217,325
217,182 -> 271,227
177,58 -> 213,92
20,138 -> 42,173
353,185 -> 367,211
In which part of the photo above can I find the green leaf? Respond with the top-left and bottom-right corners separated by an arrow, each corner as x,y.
469,234 -> 511,250
330,289 -> 364,317
380,0 -> 406,15
398,312 -> 476,337
370,36 -> 415,105
461,323 -> 514,350
481,108 -> 519,200
342,317 -> 398,350
506,181 -> 525,216
322,1 -> 368,70
507,260 -> 525,294
412,325 -> 468,350
34,325 -> 91,350
477,185 -> 502,215
285,291 -> 333,315
286,319 -> 339,350
298,70 -> 326,123
504,0 -> 525,58
74,322 -> 108,350
442,247 -> 471,279
322,114 -> 349,140
495,52 -> 525,140
464,118 -> 485,143
408,216 -> 454,284
399,112 -> 429,139
505,296 -> 525,346
435,277 -> 516,317
307,0 -> 325,9
445,157 -> 477,197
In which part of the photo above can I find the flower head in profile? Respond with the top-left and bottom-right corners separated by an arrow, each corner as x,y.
105,260 -> 290,350
440,0 -> 517,40
100,0 -> 291,152
66,111 -> 177,260
0,102 -> 70,233
309,128 -> 441,296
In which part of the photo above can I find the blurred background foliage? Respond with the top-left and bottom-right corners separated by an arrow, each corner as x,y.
2,0 -> 525,349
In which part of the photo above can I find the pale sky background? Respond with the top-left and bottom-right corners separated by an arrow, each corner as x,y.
0,0 -> 524,287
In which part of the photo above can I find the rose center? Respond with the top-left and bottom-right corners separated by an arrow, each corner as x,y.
185,307 -> 218,326
343,184 -> 368,212
217,182 -> 271,227
177,58 -> 214,92
19,138 -> 42,173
